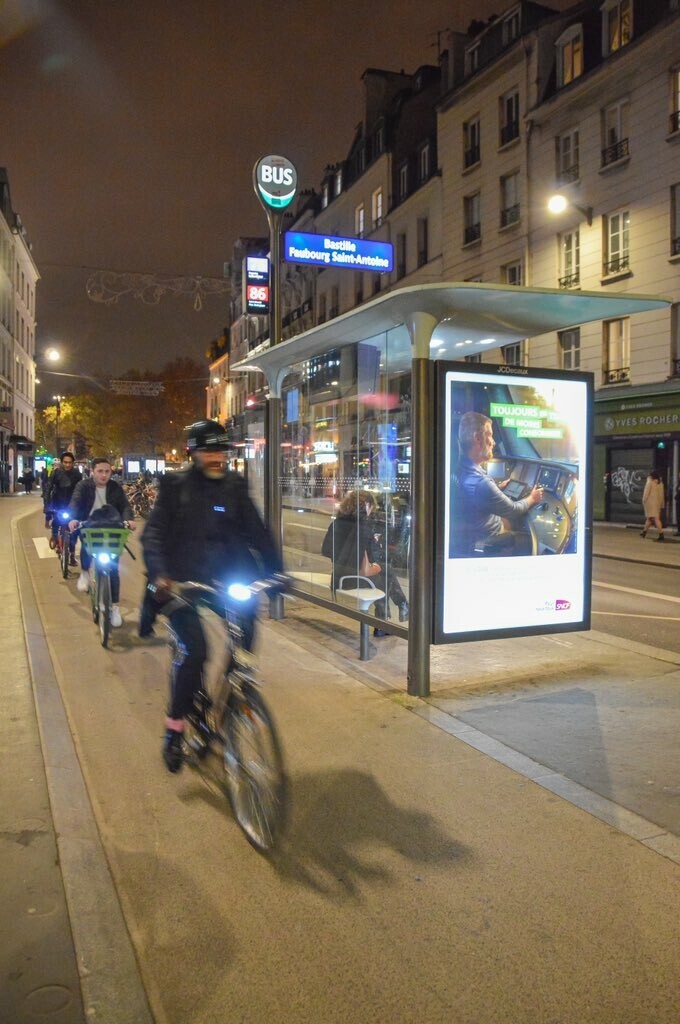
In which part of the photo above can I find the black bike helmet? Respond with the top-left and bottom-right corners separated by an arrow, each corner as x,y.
185,419 -> 230,453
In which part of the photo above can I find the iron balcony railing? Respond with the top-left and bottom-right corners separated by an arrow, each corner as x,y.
672,357 -> 680,378
669,110 -> 680,134
558,271 -> 580,288
601,137 -> 629,167
464,223 -> 481,244
557,163 -> 580,184
500,204 -> 520,228
464,145 -> 480,168
603,254 -> 630,275
500,121 -> 519,146
603,366 -> 631,384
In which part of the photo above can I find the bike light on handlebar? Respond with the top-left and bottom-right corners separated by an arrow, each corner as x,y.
226,582 -> 252,602
97,552 -> 111,565
60,511 -> 70,520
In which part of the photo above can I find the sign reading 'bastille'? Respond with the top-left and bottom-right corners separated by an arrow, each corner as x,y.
284,231 -> 394,272
253,155 -> 298,211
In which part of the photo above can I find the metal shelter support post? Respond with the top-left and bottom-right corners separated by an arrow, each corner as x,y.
266,209 -> 284,620
406,312 -> 437,697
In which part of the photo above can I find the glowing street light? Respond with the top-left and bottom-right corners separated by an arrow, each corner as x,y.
547,193 -> 593,226
45,346 -> 61,363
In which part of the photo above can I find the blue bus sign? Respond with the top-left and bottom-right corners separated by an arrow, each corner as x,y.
284,231 -> 393,273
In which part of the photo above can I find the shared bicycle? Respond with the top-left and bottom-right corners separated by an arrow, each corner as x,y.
54,509 -> 73,580
161,575 -> 289,853
78,522 -> 131,648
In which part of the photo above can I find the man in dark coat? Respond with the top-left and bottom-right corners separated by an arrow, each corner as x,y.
142,419 -> 281,773
68,457 -> 135,627
46,452 -> 82,560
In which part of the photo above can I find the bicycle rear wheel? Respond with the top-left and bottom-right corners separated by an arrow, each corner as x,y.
98,572 -> 111,648
223,682 -> 287,853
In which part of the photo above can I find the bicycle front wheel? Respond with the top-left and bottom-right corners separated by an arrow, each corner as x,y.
60,533 -> 69,579
98,572 -> 111,648
223,682 -> 287,853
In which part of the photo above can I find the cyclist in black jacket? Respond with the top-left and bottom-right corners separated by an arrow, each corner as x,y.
46,452 -> 82,560
142,419 -> 282,773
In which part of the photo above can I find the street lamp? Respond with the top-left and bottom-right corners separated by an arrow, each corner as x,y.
53,395 -> 64,455
548,193 -> 593,225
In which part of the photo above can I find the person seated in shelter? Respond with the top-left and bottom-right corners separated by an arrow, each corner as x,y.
450,411 -> 544,558
322,489 -> 408,632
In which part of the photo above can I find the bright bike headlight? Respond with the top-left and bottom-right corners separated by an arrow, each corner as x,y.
60,511 -> 70,520
97,552 -> 111,565
226,582 -> 252,602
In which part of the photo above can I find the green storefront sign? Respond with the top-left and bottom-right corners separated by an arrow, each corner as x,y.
595,393 -> 680,438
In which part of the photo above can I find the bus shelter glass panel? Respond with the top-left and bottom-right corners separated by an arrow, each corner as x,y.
280,325 -> 412,626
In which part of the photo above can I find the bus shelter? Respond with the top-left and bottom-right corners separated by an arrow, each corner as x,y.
232,283 -> 668,696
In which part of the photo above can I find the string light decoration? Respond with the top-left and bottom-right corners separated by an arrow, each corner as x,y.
85,270 -> 231,311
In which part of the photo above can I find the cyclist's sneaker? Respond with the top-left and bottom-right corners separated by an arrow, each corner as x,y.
110,604 -> 123,628
162,729 -> 184,773
49,536 -> 58,550
76,572 -> 90,593
69,554 -> 77,566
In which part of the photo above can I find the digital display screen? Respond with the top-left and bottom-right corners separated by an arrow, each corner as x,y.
434,362 -> 593,644
127,460 -> 140,475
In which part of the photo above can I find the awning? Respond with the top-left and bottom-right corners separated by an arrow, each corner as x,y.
231,282 -> 670,388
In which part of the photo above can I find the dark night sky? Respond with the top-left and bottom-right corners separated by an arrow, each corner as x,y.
0,0 -> 569,384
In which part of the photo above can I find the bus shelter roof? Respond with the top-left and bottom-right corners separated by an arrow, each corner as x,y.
231,282 -> 669,388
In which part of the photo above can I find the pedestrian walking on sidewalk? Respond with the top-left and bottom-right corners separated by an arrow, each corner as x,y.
640,470 -> 665,542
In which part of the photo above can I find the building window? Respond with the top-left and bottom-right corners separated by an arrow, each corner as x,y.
603,0 -> 632,56
335,168 -> 343,196
463,193 -> 481,244
670,70 -> 680,135
396,233 -> 406,279
502,341 -> 523,366
559,328 -> 581,369
318,293 -> 326,324
417,217 -> 428,267
464,117 -> 481,168
502,261 -> 523,286
556,129 -> 580,183
559,230 -> 580,287
398,162 -> 409,200
602,100 -> 630,165
603,317 -> 630,383
355,202 -> 365,237
604,209 -> 630,275
671,184 -> 680,256
356,144 -> 365,175
466,43 -> 479,75
355,272 -> 364,306
371,187 -> 383,228
499,89 -> 520,146
500,172 -> 520,227
374,123 -> 384,155
556,25 -> 583,87
503,9 -> 520,46
321,182 -> 329,208
419,142 -> 431,182
464,352 -> 483,364
329,286 -> 339,319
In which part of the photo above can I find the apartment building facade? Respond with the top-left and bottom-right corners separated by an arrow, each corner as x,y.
0,169 -> 38,492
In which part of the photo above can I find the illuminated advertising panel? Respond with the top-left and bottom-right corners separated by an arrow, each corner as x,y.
284,231 -> 393,273
434,362 -> 593,644
243,254 -> 270,315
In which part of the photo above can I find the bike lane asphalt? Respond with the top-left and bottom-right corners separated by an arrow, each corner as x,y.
10,504 -> 680,1023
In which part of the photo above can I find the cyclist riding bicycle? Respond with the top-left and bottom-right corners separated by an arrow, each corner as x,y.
46,452 -> 82,560
141,419 -> 282,773
68,456 -> 136,627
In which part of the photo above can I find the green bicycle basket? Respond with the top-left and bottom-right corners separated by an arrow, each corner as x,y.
80,525 -> 130,559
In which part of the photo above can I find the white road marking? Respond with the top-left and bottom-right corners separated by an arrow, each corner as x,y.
592,611 -> 680,621
33,536 -> 55,559
593,581 -> 680,605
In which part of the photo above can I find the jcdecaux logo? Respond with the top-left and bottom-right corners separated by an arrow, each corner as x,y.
254,155 -> 298,210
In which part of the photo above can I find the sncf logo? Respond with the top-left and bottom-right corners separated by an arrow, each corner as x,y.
555,599 -> 571,611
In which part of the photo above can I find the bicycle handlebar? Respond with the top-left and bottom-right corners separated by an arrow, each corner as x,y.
165,574 -> 290,604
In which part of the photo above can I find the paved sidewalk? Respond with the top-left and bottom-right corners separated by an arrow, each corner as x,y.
593,521 -> 680,568
5,504 -> 680,1023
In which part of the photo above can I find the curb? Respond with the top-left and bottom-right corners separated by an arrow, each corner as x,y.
13,513 -> 154,1024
